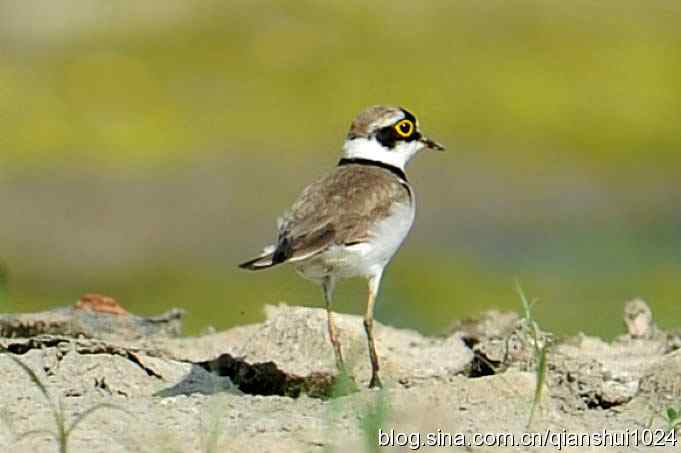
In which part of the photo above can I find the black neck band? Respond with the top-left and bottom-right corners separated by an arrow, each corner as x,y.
337,158 -> 407,182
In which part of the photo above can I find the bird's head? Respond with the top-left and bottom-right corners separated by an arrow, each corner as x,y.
342,105 -> 444,170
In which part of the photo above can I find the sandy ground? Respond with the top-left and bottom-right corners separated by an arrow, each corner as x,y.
0,301 -> 680,452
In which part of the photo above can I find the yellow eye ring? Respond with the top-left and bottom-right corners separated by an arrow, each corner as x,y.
394,119 -> 414,138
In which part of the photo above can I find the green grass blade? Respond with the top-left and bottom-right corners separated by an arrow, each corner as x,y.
16,428 -> 57,442
527,346 -> 547,428
515,281 -> 548,429
65,403 -> 132,437
515,281 -> 532,326
8,355 -> 53,404
360,390 -> 389,453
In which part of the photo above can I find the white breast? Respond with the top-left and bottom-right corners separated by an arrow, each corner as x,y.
359,198 -> 415,273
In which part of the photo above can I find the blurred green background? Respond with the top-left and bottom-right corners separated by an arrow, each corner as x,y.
1,0 -> 680,337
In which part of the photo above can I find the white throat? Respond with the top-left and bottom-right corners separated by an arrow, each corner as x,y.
341,138 -> 423,171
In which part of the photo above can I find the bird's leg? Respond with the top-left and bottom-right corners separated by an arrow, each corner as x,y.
364,272 -> 383,388
322,277 -> 345,373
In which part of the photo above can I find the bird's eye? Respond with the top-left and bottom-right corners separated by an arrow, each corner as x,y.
394,119 -> 414,138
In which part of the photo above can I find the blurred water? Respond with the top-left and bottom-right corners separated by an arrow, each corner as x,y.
2,155 -> 679,337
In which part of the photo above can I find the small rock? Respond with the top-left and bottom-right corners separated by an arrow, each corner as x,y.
623,298 -> 655,339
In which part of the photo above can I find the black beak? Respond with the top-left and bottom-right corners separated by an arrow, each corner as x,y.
420,136 -> 445,151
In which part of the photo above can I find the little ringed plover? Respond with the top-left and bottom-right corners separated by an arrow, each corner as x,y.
239,105 -> 444,388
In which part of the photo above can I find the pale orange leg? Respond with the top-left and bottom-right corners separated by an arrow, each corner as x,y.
364,273 -> 383,388
322,277 -> 345,372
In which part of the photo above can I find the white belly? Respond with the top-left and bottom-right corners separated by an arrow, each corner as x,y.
295,200 -> 415,281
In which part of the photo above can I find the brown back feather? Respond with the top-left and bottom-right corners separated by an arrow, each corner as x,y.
274,164 -> 411,262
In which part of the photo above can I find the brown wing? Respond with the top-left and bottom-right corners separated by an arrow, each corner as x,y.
271,164 -> 411,264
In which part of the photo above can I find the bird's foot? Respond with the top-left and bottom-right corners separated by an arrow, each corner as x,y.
368,373 -> 383,389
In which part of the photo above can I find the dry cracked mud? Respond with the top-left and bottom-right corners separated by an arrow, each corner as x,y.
0,300 -> 680,452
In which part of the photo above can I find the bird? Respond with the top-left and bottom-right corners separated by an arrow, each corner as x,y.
238,105 -> 444,388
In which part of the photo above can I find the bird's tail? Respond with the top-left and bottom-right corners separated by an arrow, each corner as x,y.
238,245 -> 278,270
238,253 -> 276,270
